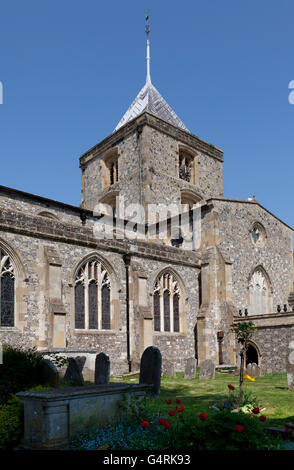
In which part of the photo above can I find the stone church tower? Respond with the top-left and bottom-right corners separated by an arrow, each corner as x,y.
0,21 -> 294,376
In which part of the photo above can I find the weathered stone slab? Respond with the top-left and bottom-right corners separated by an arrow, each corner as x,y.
64,357 -> 84,386
199,359 -> 215,380
37,359 -> 59,388
184,357 -> 197,379
286,340 -> 294,390
95,352 -> 110,385
139,346 -> 162,397
162,359 -> 176,377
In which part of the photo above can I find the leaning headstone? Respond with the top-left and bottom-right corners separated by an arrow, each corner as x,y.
184,358 -> 197,379
139,346 -> 162,397
251,363 -> 261,377
75,356 -> 86,373
199,359 -> 215,380
64,357 -> 84,386
162,359 -> 176,377
95,352 -> 110,385
38,358 -> 59,388
286,340 -> 294,390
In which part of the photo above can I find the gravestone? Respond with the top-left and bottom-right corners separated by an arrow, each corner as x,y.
139,346 -> 162,397
95,352 -> 110,385
246,363 -> 253,376
251,362 -> 261,377
199,359 -> 215,380
184,358 -> 197,379
286,340 -> 294,390
75,356 -> 86,373
38,358 -> 59,388
64,357 -> 84,386
162,359 -> 176,377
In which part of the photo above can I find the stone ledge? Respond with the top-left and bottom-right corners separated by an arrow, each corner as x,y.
234,313 -> 294,328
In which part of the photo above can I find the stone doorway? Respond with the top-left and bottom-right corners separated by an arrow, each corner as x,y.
246,344 -> 259,365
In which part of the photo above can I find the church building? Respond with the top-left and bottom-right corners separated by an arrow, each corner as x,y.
1,23 -> 294,376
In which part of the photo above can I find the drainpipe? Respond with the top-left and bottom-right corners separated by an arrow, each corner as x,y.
123,253 -> 132,372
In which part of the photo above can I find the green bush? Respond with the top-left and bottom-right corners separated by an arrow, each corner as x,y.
0,396 -> 23,450
179,410 -> 278,450
0,344 -> 42,404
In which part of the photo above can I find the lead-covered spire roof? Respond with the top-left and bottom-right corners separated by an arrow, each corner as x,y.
114,13 -> 189,132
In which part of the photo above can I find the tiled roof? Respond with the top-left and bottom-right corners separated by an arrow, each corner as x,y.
114,80 -> 189,132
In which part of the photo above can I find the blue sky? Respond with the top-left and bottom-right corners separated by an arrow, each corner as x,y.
0,1 -> 294,228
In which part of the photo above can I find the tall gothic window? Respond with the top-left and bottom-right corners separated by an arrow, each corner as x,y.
153,272 -> 181,333
0,249 -> 15,327
249,268 -> 272,315
74,259 -> 111,330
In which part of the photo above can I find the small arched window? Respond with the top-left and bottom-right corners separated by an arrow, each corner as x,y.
0,249 -> 15,327
249,268 -> 272,315
153,272 -> 181,333
74,259 -> 111,330
179,149 -> 198,185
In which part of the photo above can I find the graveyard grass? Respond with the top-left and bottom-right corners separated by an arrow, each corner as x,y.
111,371 -> 294,428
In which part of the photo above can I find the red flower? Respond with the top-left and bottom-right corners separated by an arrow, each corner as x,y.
259,415 -> 266,422
228,384 -> 235,391
141,420 -> 150,429
199,413 -> 208,421
158,418 -> 167,425
178,405 -> 185,413
234,424 -> 244,433
165,400 -> 172,405
252,408 -> 260,415
164,421 -> 171,429
285,427 -> 293,434
168,410 -> 176,416
176,399 -> 181,404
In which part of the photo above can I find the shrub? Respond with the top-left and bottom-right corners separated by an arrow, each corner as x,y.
213,388 -> 259,412
178,410 -> 277,450
0,396 -> 23,450
0,344 -> 42,404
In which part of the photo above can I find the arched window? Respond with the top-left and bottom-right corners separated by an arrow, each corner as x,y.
74,259 -> 111,330
178,149 -> 198,185
249,268 -> 272,315
153,272 -> 181,333
0,249 -> 15,327
102,149 -> 119,189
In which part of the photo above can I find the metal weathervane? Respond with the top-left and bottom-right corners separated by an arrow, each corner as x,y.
145,10 -> 151,83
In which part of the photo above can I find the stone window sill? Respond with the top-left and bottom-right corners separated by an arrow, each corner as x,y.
153,331 -> 185,337
74,329 -> 117,335
0,327 -> 20,334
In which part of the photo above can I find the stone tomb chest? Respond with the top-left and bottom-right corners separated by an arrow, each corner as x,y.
17,383 -> 151,449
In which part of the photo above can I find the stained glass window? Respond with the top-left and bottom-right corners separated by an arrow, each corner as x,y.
75,283 -> 85,329
75,259 -> 111,330
153,272 -> 181,333
153,290 -> 160,331
0,250 -> 15,327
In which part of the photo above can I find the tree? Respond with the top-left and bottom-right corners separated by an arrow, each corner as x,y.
232,321 -> 257,406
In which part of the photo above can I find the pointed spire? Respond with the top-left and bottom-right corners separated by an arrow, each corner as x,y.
145,10 -> 151,84
113,10 -> 189,133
